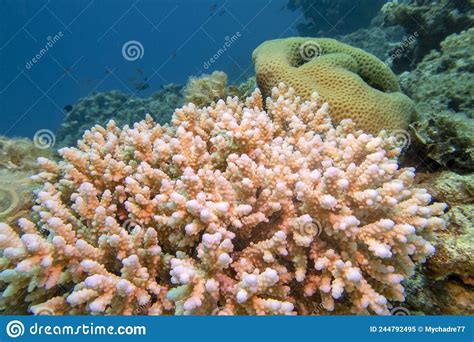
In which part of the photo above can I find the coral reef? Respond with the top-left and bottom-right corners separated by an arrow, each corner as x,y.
417,172 -> 474,207
431,204 -> 473,283
399,29 -> 474,171
403,268 -> 474,315
400,28 -> 474,117
252,37 -> 417,134
401,171 -> 474,315
287,0 -> 386,36
0,84 -> 446,316
409,113 -> 474,171
382,0 -> 474,71
0,136 -> 53,172
417,172 -> 473,284
184,71 -> 256,108
57,84 -> 184,147
58,75 -> 256,149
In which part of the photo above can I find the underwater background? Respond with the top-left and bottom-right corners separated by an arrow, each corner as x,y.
0,0 -> 473,316
1,0 -> 304,138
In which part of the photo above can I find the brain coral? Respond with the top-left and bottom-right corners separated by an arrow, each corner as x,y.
0,84 -> 445,315
252,37 -> 417,134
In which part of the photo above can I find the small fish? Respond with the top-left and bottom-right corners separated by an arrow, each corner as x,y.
136,67 -> 144,74
104,67 -> 112,75
209,3 -> 218,16
218,9 -> 226,16
170,50 -> 177,59
128,75 -> 138,81
63,105 -> 73,112
134,82 -> 150,91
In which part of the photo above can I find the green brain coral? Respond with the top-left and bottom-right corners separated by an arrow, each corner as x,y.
252,37 -> 417,134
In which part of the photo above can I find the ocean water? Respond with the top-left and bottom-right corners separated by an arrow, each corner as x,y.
1,0 -> 473,318
0,0 -> 305,137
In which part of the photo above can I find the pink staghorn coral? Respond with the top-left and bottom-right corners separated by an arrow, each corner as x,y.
0,84 -> 446,315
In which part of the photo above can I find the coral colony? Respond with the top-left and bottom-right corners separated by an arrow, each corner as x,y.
0,84 -> 446,315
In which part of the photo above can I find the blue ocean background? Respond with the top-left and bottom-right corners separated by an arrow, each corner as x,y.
0,0 -> 308,138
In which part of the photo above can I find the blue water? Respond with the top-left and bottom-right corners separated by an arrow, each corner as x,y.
0,0 -> 303,138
